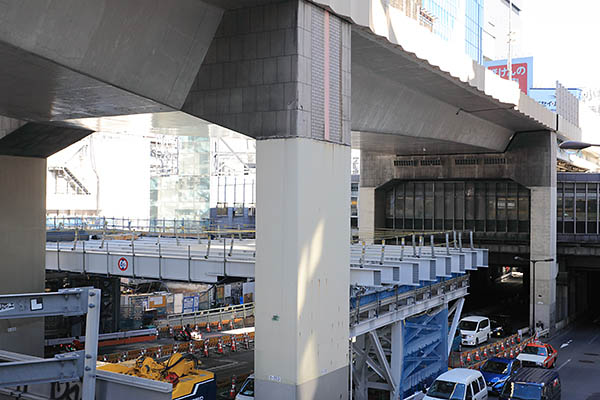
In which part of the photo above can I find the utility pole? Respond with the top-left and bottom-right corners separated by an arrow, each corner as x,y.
507,0 -> 513,82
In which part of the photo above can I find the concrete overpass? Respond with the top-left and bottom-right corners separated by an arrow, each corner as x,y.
0,1 -> 579,398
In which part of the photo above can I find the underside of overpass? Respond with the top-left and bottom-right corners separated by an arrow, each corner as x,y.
0,0 -> 583,399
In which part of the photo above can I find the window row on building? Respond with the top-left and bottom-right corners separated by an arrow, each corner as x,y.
557,182 -> 600,234
383,180 -> 530,232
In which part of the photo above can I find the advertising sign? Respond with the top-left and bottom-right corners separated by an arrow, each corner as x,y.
529,88 -> 582,113
484,57 -> 533,94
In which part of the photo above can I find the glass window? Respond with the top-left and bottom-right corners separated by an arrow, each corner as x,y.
588,184 -> 597,233
455,182 -> 465,222
395,183 -> 405,220
424,183 -> 434,229
415,182 -> 425,219
576,183 -> 586,233
444,183 -> 454,229
427,380 -> 466,400
435,183 -> 444,229
478,377 -> 486,392
386,190 -> 394,219
406,183 -> 415,219
471,379 -> 480,394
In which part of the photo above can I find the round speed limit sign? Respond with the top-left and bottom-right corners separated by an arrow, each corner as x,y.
117,257 -> 129,271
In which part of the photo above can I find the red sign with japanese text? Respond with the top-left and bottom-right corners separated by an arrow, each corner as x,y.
487,62 -> 529,94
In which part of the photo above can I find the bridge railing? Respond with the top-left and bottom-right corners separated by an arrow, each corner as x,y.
156,302 -> 255,328
46,216 -> 255,236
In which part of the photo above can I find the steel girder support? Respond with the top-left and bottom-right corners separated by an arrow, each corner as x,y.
369,331 -> 397,395
447,298 -> 465,356
390,321 -> 403,400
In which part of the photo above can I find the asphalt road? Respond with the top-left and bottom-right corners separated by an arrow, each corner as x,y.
548,316 -> 600,400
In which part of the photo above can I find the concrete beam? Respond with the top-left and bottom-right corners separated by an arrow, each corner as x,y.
184,0 -> 351,145
0,0 -> 222,120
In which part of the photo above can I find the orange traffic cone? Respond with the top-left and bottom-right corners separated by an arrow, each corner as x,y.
203,342 -> 209,357
244,333 -> 250,349
501,342 -> 505,352
231,337 -> 237,352
229,375 -> 237,399
206,322 -> 211,333
218,321 -> 222,331
483,348 -> 488,358
229,319 -> 234,330
475,351 -> 480,361
459,354 -> 465,366
218,339 -> 224,354
509,349 -> 515,358
466,352 -> 472,363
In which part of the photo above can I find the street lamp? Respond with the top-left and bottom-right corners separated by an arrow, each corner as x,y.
514,256 -> 554,332
559,140 -> 600,150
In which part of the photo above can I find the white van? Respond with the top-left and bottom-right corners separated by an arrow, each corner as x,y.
235,374 -> 254,400
460,316 -> 491,346
424,368 -> 488,400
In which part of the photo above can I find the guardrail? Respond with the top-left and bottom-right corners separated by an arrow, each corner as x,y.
46,216 -> 255,237
350,275 -> 469,337
158,302 -> 255,328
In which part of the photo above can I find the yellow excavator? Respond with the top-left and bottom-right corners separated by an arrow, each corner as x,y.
98,353 -> 216,399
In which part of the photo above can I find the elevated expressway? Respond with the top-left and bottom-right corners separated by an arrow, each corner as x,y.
47,234 -> 485,398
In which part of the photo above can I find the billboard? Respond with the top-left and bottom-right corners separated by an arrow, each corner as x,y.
529,88 -> 582,113
484,57 -> 533,94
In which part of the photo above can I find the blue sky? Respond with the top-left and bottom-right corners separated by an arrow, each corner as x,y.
522,0 -> 600,89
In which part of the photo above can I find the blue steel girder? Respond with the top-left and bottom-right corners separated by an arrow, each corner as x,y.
405,331 -> 440,355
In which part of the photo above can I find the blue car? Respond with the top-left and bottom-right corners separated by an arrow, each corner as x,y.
479,357 -> 522,395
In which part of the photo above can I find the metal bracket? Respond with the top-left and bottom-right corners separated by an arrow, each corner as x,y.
0,287 -> 100,400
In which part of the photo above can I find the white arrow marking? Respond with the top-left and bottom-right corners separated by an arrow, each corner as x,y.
560,339 -> 573,349
557,358 -> 571,371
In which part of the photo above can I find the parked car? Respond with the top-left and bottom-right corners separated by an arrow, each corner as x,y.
479,357 -> 521,395
424,368 -> 488,400
235,374 -> 254,400
460,316 -> 491,346
516,341 -> 558,368
489,314 -> 514,338
499,367 -> 561,400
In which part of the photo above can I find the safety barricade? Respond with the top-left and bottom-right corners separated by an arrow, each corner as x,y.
450,332 -> 536,370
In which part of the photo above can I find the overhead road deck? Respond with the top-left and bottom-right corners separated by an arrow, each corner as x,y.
46,235 -> 487,286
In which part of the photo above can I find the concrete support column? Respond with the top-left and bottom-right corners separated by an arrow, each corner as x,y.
529,186 -> 557,331
0,155 -> 46,356
512,131 -> 558,332
256,138 -> 350,399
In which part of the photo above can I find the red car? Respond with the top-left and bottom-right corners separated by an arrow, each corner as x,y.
516,341 -> 558,368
